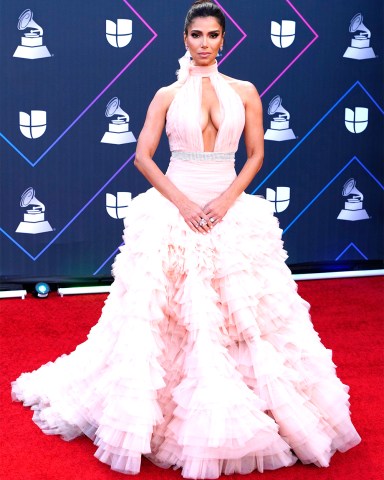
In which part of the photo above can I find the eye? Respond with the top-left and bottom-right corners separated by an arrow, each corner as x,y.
210,33 -> 219,38
191,32 -> 200,38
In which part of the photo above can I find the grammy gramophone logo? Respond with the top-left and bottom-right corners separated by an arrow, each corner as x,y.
264,95 -> 296,141
345,108 -> 369,134
343,13 -> 376,60
101,97 -> 136,145
106,192 -> 132,219
106,19 -> 132,48
270,20 -> 296,48
337,178 -> 370,221
266,187 -> 290,213
15,187 -> 53,234
13,9 -> 51,59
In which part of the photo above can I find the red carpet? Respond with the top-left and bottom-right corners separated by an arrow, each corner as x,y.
1,276 -> 383,480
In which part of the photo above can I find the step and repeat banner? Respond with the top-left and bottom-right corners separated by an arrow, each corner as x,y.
0,0 -> 383,282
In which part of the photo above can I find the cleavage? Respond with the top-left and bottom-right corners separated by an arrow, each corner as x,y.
200,77 -> 221,151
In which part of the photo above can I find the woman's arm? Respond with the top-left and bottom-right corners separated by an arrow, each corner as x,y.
203,82 -> 264,223
134,87 -> 212,233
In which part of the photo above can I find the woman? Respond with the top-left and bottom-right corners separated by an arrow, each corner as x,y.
12,1 -> 361,478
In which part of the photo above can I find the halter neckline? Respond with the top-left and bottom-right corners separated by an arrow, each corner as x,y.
189,61 -> 219,77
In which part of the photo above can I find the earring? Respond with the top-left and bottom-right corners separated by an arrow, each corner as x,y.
185,45 -> 188,50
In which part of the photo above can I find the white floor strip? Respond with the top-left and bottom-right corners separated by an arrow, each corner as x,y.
0,290 -> 27,299
57,286 -> 111,296
292,269 -> 383,281
1,270 -> 382,299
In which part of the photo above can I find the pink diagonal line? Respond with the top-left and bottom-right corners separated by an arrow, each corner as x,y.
122,0 -> 157,36
30,35 -> 157,166
286,0 -> 319,37
213,0 -> 247,64
260,0 -> 319,98
5,0 -> 158,167
95,0 -> 157,102
87,37 -> 157,106
219,36 -> 247,65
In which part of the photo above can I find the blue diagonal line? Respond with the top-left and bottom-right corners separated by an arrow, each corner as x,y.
283,157 -> 356,233
252,82 -> 362,195
93,244 -> 123,275
283,156 -> 383,234
33,154 -> 135,260
335,242 -> 368,261
358,81 -> 384,114
355,158 -> 384,189
0,228 -> 36,260
1,154 -> 135,261
0,133 -> 34,166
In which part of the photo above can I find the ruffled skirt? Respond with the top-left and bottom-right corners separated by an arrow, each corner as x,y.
12,153 -> 361,478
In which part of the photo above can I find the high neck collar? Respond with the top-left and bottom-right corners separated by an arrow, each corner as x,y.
189,61 -> 218,77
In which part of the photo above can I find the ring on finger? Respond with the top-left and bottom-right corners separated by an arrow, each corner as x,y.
198,218 -> 208,227
209,217 -> 216,223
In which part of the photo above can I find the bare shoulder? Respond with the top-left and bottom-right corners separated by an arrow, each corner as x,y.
221,74 -> 260,105
151,82 -> 182,112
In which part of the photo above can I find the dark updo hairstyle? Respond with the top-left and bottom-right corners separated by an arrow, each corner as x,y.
184,0 -> 226,35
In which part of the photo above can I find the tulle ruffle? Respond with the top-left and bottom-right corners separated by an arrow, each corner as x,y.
12,184 -> 360,478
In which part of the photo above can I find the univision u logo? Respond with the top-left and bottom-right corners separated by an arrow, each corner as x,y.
19,110 -> 46,138
106,192 -> 132,219
106,19 -> 132,48
266,187 -> 290,213
345,107 -> 368,133
271,20 -> 296,48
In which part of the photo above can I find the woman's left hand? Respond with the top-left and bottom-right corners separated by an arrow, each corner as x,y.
203,195 -> 233,228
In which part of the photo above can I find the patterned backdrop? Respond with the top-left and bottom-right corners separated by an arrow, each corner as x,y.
0,0 -> 383,284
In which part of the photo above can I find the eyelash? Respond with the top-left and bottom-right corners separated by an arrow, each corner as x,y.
191,33 -> 219,39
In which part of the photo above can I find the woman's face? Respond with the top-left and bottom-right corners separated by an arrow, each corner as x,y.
184,16 -> 224,66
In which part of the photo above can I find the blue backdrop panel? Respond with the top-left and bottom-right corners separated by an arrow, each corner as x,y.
0,0 -> 382,282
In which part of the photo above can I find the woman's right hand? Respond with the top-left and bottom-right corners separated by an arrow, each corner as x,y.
177,198 -> 212,234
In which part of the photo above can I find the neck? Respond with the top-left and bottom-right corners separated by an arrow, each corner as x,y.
189,61 -> 218,77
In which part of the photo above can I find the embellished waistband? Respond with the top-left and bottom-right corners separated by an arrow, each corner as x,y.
171,151 -> 235,161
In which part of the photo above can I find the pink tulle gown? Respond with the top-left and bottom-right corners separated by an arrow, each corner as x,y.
12,60 -> 361,479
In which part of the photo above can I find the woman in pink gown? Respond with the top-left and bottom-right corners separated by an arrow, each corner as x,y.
12,1 -> 361,478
